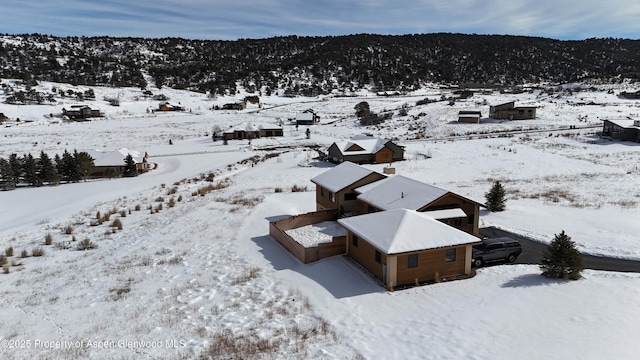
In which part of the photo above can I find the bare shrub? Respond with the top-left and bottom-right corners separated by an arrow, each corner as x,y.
119,210 -> 127,217
111,218 -> 123,230
64,225 -> 74,234
231,267 -> 260,285
0,255 -> 6,266
5,247 -> 13,257
155,203 -> 163,212
274,187 -> 283,193
77,239 -> 97,251
205,172 -> 215,182
134,204 -> 141,211
155,196 -> 164,202
168,197 -> 176,208
167,186 -> 178,195
96,211 -> 101,220
32,247 -> 45,257
109,279 -> 132,301
102,213 -> 111,222
55,241 -> 71,250
202,329 -> 278,359
20,249 -> 28,258
177,195 -> 183,202
45,233 -> 53,245
291,184 -> 308,192
3,265 -> 9,274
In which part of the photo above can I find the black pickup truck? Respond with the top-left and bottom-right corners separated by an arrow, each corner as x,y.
472,237 -> 522,267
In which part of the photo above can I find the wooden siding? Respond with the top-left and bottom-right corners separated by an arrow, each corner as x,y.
394,246 -> 469,286
315,172 -> 386,212
269,210 -> 346,263
346,232 -> 386,279
418,194 -> 481,236
374,147 -> 393,164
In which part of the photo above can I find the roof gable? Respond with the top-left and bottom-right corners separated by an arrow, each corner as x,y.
310,162 -> 383,193
334,135 -> 391,156
338,209 -> 480,254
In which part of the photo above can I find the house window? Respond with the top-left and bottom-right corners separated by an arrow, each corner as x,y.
329,192 -> 334,202
375,250 -> 381,263
467,213 -> 474,225
344,192 -> 357,201
320,188 -> 324,196
445,248 -> 456,262
352,235 -> 358,247
407,254 -> 418,268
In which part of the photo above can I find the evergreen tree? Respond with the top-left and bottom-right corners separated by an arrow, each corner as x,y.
540,231 -> 584,280
60,150 -> 81,183
122,154 -> 137,177
53,153 -> 62,177
23,153 -> 41,186
8,153 -> 21,186
0,157 -> 15,190
485,181 -> 506,212
74,150 -> 94,181
38,151 -> 59,185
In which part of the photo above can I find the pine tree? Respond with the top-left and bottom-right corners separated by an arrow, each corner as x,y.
60,150 -> 81,183
74,151 -> 94,181
540,231 -> 584,280
485,181 -> 506,212
8,153 -> 21,186
122,154 -> 137,177
0,157 -> 15,190
38,151 -> 59,185
23,153 -> 41,186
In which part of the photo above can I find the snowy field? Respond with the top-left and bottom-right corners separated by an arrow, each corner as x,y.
1,81 -> 640,359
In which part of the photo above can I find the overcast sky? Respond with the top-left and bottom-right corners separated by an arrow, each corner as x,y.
2,0 -> 639,41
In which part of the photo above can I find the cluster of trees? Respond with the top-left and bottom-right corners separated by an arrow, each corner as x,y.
354,101 -> 392,126
0,150 -> 94,190
2,34 -> 640,97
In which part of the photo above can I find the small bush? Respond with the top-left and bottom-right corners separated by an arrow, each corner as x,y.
77,239 -> 97,251
0,255 -> 6,266
274,187 -> 283,193
291,185 -> 307,192
32,247 -> 45,257
20,249 -> 28,258
64,225 -> 74,234
134,204 -> 141,211
96,211 -> 101,220
119,210 -> 127,217
177,195 -> 183,202
167,186 -> 178,195
168,197 -> 175,208
155,196 -> 164,202
155,203 -> 163,212
111,218 -> 123,230
45,233 -> 53,245
3,265 -> 9,274
5,247 -> 13,257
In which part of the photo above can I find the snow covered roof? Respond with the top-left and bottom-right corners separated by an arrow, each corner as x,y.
356,175 -> 449,211
606,119 -> 640,129
335,135 -> 390,155
422,208 -> 467,219
296,113 -> 314,121
338,209 -> 481,254
310,162 -> 383,193
84,148 -> 143,167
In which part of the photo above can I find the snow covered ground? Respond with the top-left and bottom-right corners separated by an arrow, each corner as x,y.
1,81 -> 640,359
285,221 -> 345,248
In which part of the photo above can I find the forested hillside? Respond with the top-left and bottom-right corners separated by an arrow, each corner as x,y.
1,33 -> 639,96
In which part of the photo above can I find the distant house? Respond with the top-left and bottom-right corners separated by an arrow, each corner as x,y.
489,101 -> 536,120
222,101 -> 246,110
244,96 -> 260,105
338,208 -> 481,288
327,135 -> 405,164
62,105 -> 103,120
295,110 -> 320,125
84,148 -> 150,178
222,124 -> 260,141
310,161 -> 386,213
458,110 -> 482,123
158,102 -> 184,111
619,90 -> 640,99
601,119 -> 640,142
258,124 -> 284,137
355,175 -> 481,236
